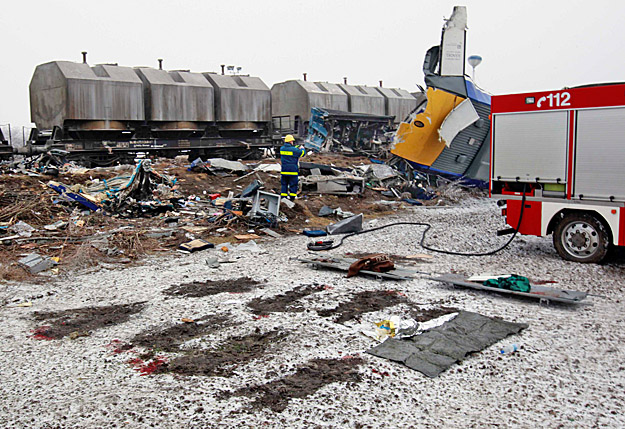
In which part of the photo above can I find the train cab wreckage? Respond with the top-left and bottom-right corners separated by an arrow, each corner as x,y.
391,6 -> 491,184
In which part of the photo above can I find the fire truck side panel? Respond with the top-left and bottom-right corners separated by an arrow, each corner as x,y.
505,200 -> 542,236
491,83 -> 625,114
574,107 -> 625,201
540,202 -> 621,241
492,111 -> 568,183
504,198 -> 622,244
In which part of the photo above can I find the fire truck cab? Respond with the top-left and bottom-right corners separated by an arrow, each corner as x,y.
490,83 -> 625,263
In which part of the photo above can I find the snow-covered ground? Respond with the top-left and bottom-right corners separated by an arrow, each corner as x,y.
1,198 -> 624,428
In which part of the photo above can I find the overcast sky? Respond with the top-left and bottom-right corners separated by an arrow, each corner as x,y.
1,0 -> 624,129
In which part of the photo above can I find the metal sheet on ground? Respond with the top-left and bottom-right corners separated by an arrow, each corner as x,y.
430,274 -> 589,304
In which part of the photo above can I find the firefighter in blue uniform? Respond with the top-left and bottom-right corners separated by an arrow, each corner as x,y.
280,134 -> 305,201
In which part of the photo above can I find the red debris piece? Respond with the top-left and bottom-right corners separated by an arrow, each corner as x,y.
128,356 -> 167,376
253,315 -> 270,320
31,326 -> 54,341
372,368 -> 390,377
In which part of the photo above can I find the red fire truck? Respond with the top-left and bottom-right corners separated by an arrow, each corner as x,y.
490,83 -> 625,263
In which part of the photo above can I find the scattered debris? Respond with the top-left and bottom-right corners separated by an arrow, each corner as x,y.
0,153 -> 480,281
234,234 -> 261,241
318,206 -> 335,217
43,220 -> 68,231
18,253 -> 58,274
300,173 -> 365,195
326,213 -> 363,235
236,240 -> 264,253
347,254 -> 395,278
302,229 -> 327,237
371,316 -> 420,341
10,221 -> 36,237
260,228 -> 282,238
48,160 -> 180,216
179,239 -> 215,253
305,106 -> 394,156
250,191 -> 281,219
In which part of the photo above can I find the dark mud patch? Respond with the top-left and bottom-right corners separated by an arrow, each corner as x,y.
226,357 -> 363,412
131,314 -> 231,353
157,329 -> 286,377
408,306 -> 460,322
31,302 -> 145,340
163,277 -> 261,298
248,284 -> 326,315
317,290 -> 409,324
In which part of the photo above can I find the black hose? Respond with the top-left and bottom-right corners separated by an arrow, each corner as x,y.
316,185 -> 528,257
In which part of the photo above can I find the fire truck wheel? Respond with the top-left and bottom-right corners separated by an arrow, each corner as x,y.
553,213 -> 609,263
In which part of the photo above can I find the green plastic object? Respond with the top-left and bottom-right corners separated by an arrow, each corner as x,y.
483,275 -> 531,293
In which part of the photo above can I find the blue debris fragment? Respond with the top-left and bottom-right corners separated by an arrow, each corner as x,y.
47,182 -> 100,212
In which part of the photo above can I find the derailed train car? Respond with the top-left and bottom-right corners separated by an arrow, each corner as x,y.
27,56 -> 272,165
271,79 -> 419,153
391,6 -> 491,183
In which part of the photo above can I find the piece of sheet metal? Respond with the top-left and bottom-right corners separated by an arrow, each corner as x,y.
430,274 -> 590,305
438,98 -> 479,147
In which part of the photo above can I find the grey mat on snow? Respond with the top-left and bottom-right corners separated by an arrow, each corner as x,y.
366,311 -> 528,378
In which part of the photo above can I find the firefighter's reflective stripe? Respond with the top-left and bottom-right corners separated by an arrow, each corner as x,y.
281,171 -> 298,175
280,193 -> 288,196
280,151 -> 293,155
289,193 -> 297,196
299,150 -> 305,158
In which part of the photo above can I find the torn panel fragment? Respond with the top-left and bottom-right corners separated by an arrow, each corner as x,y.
438,98 -> 479,147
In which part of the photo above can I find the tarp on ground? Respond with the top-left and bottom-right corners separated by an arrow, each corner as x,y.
366,311 -> 527,378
